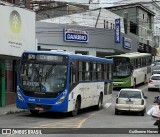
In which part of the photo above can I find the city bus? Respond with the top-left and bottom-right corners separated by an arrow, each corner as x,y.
106,52 -> 152,88
16,51 -> 113,116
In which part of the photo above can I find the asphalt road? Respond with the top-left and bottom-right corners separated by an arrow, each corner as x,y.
0,84 -> 160,137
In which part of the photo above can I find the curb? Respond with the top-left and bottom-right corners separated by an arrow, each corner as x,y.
1,109 -> 27,115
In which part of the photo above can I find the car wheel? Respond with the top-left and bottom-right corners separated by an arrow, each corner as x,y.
140,112 -> 145,116
140,109 -> 145,116
115,109 -> 120,115
30,110 -> 39,115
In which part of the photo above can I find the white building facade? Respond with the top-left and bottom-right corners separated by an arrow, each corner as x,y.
0,4 -> 36,106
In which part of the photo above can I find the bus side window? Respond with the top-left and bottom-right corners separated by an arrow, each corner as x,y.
149,57 -> 152,65
135,59 -> 138,68
109,64 -> 112,80
104,64 -> 108,80
85,62 -> 91,81
97,63 -> 102,80
134,59 -> 136,68
92,63 -> 97,81
138,58 -> 140,68
78,62 -> 83,81
70,62 -> 76,84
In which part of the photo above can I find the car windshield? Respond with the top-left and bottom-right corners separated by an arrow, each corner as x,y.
152,65 -> 160,70
151,76 -> 160,80
155,62 -> 160,65
113,57 -> 131,77
19,62 -> 67,93
119,90 -> 141,99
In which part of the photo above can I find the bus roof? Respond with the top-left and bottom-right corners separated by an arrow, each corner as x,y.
106,52 -> 151,59
22,50 -> 113,64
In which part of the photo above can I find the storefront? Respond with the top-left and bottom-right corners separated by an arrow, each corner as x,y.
36,22 -> 138,57
0,5 -> 36,106
138,42 -> 157,56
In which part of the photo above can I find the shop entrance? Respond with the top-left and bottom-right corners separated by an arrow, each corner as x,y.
0,60 -> 5,107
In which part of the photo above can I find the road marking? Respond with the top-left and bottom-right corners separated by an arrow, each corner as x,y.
77,112 -> 99,128
104,103 -> 112,108
38,119 -> 82,128
139,85 -> 147,91
34,110 -> 101,129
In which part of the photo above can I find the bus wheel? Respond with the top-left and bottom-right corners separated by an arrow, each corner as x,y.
71,99 -> 79,117
133,79 -> 136,88
30,110 -> 39,115
96,94 -> 103,110
144,75 -> 147,85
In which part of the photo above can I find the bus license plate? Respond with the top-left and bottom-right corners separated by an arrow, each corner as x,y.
35,107 -> 44,111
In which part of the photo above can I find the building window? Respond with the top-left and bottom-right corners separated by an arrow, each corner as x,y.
113,24 -> 115,29
143,14 -> 145,20
130,21 -> 137,35
110,23 -> 113,29
75,51 -> 88,55
104,20 -> 109,29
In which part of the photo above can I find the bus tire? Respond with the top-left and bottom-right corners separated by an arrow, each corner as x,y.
71,98 -> 80,117
30,110 -> 39,115
96,93 -> 103,110
133,79 -> 136,88
144,75 -> 147,85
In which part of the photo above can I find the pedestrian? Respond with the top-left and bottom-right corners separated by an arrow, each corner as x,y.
147,96 -> 160,131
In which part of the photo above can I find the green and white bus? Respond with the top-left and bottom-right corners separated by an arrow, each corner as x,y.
106,52 -> 152,88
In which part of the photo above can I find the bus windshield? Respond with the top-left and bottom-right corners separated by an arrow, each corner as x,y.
113,57 -> 131,77
19,62 -> 67,93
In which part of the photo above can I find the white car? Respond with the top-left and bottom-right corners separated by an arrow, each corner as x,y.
115,88 -> 147,116
148,74 -> 160,91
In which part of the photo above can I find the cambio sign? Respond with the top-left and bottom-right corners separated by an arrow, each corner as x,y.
115,19 -> 120,43
0,5 -> 35,57
64,29 -> 89,43
123,37 -> 132,50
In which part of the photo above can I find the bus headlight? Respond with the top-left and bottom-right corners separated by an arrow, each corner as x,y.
17,92 -> 24,102
55,95 -> 65,104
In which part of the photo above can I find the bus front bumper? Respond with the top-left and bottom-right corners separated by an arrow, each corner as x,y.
16,97 -> 68,113
113,82 -> 130,87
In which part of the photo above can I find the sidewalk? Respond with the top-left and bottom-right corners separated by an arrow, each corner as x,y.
0,104 -> 25,115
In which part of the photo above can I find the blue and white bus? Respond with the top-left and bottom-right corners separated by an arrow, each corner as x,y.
16,51 -> 113,116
